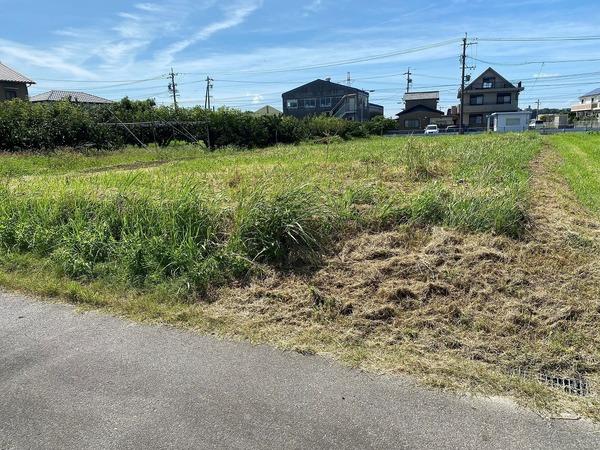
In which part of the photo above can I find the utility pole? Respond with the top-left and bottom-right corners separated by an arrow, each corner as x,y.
346,72 -> 352,87
403,67 -> 412,94
459,33 -> 475,134
536,99 -> 541,118
168,68 -> 178,109
204,76 -> 214,110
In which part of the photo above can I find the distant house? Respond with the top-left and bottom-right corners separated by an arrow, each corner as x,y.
395,91 -> 444,131
0,62 -> 35,101
282,79 -> 383,122
30,90 -> 113,105
457,67 -> 524,129
571,88 -> 600,118
254,105 -> 282,117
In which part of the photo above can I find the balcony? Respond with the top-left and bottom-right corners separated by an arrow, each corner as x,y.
571,103 -> 598,112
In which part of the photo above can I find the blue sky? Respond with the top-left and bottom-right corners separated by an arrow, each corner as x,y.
1,0 -> 599,115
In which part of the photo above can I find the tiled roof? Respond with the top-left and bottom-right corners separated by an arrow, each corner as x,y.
404,91 -> 439,101
581,87 -> 600,98
30,90 -> 113,104
0,62 -> 35,84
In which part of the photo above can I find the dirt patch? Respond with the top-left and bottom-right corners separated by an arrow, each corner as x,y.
207,145 -> 600,412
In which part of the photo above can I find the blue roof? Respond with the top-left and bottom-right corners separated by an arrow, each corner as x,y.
581,87 -> 600,98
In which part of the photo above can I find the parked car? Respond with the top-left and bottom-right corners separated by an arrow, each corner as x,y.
424,124 -> 439,135
445,125 -> 459,134
528,119 -> 545,130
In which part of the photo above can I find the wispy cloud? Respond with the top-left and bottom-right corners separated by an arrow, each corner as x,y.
303,0 -> 324,13
159,0 -> 263,63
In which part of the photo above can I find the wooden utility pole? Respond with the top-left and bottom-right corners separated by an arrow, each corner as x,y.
204,76 -> 214,110
168,68 -> 178,109
403,67 -> 412,94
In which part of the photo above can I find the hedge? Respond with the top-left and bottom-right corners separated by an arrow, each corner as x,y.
0,98 -> 397,152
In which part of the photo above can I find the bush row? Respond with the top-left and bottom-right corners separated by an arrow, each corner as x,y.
0,98 -> 397,151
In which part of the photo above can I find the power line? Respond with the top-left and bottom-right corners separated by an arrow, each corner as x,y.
477,35 -> 600,42
183,38 -> 461,76
469,56 -> 600,66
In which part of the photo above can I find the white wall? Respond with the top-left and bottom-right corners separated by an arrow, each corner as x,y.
492,114 -> 530,132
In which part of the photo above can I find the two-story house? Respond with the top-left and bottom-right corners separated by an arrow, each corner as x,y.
0,62 -> 35,101
395,91 -> 444,130
282,79 -> 383,122
571,88 -> 600,118
457,67 -> 524,129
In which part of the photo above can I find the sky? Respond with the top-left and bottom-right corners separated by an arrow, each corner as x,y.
1,0 -> 600,116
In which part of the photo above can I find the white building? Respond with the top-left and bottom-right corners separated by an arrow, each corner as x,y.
487,111 -> 531,132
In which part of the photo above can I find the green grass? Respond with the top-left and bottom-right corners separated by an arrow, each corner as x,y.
549,133 -> 600,215
0,143 -> 204,178
0,134 -> 541,298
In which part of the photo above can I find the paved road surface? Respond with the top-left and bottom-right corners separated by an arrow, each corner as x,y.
1,291 -> 598,449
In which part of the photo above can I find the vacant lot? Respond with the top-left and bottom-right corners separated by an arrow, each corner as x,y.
1,134 -> 599,419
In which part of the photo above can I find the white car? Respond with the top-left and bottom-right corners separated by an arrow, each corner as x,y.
424,124 -> 439,135
528,119 -> 545,130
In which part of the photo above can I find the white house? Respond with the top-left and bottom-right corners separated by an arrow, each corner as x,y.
487,111 -> 531,132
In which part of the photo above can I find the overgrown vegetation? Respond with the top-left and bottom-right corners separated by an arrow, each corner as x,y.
0,134 -> 539,296
0,98 -> 397,151
3,133 -> 600,419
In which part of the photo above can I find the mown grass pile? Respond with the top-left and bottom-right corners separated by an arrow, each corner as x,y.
0,134 -> 540,298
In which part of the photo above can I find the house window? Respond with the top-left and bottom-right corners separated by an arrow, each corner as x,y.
482,77 -> 495,89
470,95 -> 484,105
505,118 -> 521,126
469,114 -> 484,125
4,89 -> 18,100
404,119 -> 420,129
286,99 -> 298,109
303,98 -> 316,108
497,93 -> 511,104
320,97 -> 332,108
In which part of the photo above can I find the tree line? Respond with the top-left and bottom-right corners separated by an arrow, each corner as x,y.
0,98 -> 398,152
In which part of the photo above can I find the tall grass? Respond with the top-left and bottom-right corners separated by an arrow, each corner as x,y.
0,134 -> 541,298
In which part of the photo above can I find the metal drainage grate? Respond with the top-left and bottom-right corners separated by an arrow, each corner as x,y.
511,368 -> 591,397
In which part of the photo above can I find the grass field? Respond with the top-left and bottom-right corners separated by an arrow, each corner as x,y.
550,133 -> 600,216
1,133 -> 599,420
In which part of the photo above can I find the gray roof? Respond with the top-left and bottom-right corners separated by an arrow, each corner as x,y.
0,62 -> 35,84
581,87 -> 600,98
403,91 -> 439,101
30,90 -> 113,104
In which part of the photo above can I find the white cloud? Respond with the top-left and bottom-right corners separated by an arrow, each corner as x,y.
159,0 -> 263,63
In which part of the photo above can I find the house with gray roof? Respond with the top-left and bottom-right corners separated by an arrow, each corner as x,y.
30,90 -> 113,105
571,88 -> 600,118
282,79 -> 382,122
396,91 -> 444,131
0,62 -> 35,101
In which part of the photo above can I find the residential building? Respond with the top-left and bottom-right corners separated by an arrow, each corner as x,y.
282,79 -> 382,122
253,105 -> 282,117
571,88 -> 600,118
0,62 -> 35,101
457,67 -> 524,129
395,91 -> 444,131
487,111 -> 531,132
30,90 -> 113,105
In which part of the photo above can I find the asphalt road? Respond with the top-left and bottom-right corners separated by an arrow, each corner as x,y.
1,291 -> 598,449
